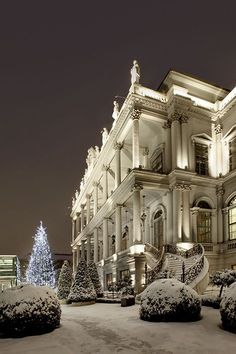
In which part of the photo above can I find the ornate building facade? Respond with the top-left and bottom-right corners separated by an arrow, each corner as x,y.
70,62 -> 236,292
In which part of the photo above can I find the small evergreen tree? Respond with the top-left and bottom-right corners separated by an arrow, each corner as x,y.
26,221 -> 55,288
57,261 -> 72,300
67,259 -> 96,303
211,269 -> 236,298
87,260 -> 103,297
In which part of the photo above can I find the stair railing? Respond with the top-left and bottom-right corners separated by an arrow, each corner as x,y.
145,245 -> 165,284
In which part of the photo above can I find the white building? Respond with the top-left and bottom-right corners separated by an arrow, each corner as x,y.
70,62 -> 236,293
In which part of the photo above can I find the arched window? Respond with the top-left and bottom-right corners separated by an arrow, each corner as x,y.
228,196 -> 236,240
153,209 -> 163,249
197,201 -> 211,243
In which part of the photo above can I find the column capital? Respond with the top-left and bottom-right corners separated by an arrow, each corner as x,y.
113,141 -> 123,150
163,119 -> 172,129
215,124 -> 223,134
102,164 -> 110,171
143,147 -> 149,156
180,113 -> 189,124
93,181 -> 99,187
131,108 -> 141,120
131,183 -> 143,192
216,186 -> 224,196
80,203 -> 85,210
86,193 -> 91,200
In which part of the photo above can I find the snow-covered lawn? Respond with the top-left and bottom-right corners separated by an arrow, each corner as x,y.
1,303 -> 236,354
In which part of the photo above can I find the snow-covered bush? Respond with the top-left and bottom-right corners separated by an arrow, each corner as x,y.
140,278 -> 201,322
67,259 -> 96,303
87,260 -> 103,298
0,284 -> 61,336
220,282 -> 236,332
57,260 -> 73,300
200,294 -> 220,309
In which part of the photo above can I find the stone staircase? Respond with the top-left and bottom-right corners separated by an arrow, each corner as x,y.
144,242 -> 209,294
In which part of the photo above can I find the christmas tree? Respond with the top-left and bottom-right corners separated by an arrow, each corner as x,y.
87,260 -> 103,297
26,221 -> 55,288
67,259 -> 96,303
57,260 -> 72,300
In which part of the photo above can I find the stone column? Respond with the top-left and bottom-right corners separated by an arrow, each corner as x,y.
87,235 -> 91,264
132,184 -> 142,243
102,165 -> 109,203
215,124 -> 223,177
93,228 -> 99,263
172,185 -> 182,242
166,191 -> 173,244
191,207 -> 199,243
182,188 -> 191,241
115,204 -> 122,253
72,249 -> 76,273
93,182 -> 99,215
81,240 -> 85,259
76,244 -> 80,266
143,148 -> 149,169
86,194 -> 91,225
223,208 -> 229,242
164,120 -> 171,173
72,219 -> 76,242
181,114 -> 189,169
131,109 -> 141,168
103,218 -> 108,259
75,212 -> 80,238
217,187 -> 224,243
81,204 -> 85,231
170,112 -> 181,169
114,142 -> 123,188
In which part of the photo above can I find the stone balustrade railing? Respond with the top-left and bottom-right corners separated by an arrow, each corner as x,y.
145,245 -> 165,284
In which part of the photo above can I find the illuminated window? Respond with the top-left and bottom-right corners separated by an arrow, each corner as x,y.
197,201 -> 211,243
229,137 -> 236,171
229,196 -> 236,240
195,143 -> 208,175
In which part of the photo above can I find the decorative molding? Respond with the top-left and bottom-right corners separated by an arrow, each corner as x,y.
170,183 -> 192,191
143,147 -> 149,156
163,119 -> 172,129
102,164 -> 110,171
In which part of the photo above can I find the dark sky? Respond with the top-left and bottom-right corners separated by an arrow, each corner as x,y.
1,0 -> 236,258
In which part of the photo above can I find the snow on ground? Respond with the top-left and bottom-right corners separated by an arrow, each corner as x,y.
1,303 -> 236,354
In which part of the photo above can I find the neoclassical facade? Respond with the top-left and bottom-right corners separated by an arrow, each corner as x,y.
70,63 -> 236,292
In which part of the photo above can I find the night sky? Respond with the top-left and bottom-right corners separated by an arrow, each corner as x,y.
1,1 -> 236,258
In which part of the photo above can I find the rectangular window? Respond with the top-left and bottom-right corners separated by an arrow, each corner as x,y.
195,143 -> 209,175
229,137 -> 236,171
197,212 -> 211,243
120,269 -> 130,280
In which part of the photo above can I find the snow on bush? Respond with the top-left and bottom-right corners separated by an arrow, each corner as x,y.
220,282 -> 236,332
57,260 -> 72,300
87,260 -> 103,298
67,259 -> 96,303
0,284 -> 61,336
140,278 -> 201,322
200,294 -> 220,309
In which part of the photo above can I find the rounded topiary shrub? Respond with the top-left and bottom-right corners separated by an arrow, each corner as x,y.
0,284 -> 61,337
220,282 -> 236,332
140,278 -> 201,322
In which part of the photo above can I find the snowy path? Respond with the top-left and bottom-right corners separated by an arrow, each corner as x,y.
1,303 -> 236,354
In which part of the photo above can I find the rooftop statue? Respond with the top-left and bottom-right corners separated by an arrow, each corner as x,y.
86,147 -> 96,168
101,127 -> 109,146
95,145 -> 100,157
130,60 -> 140,85
112,100 -> 119,120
